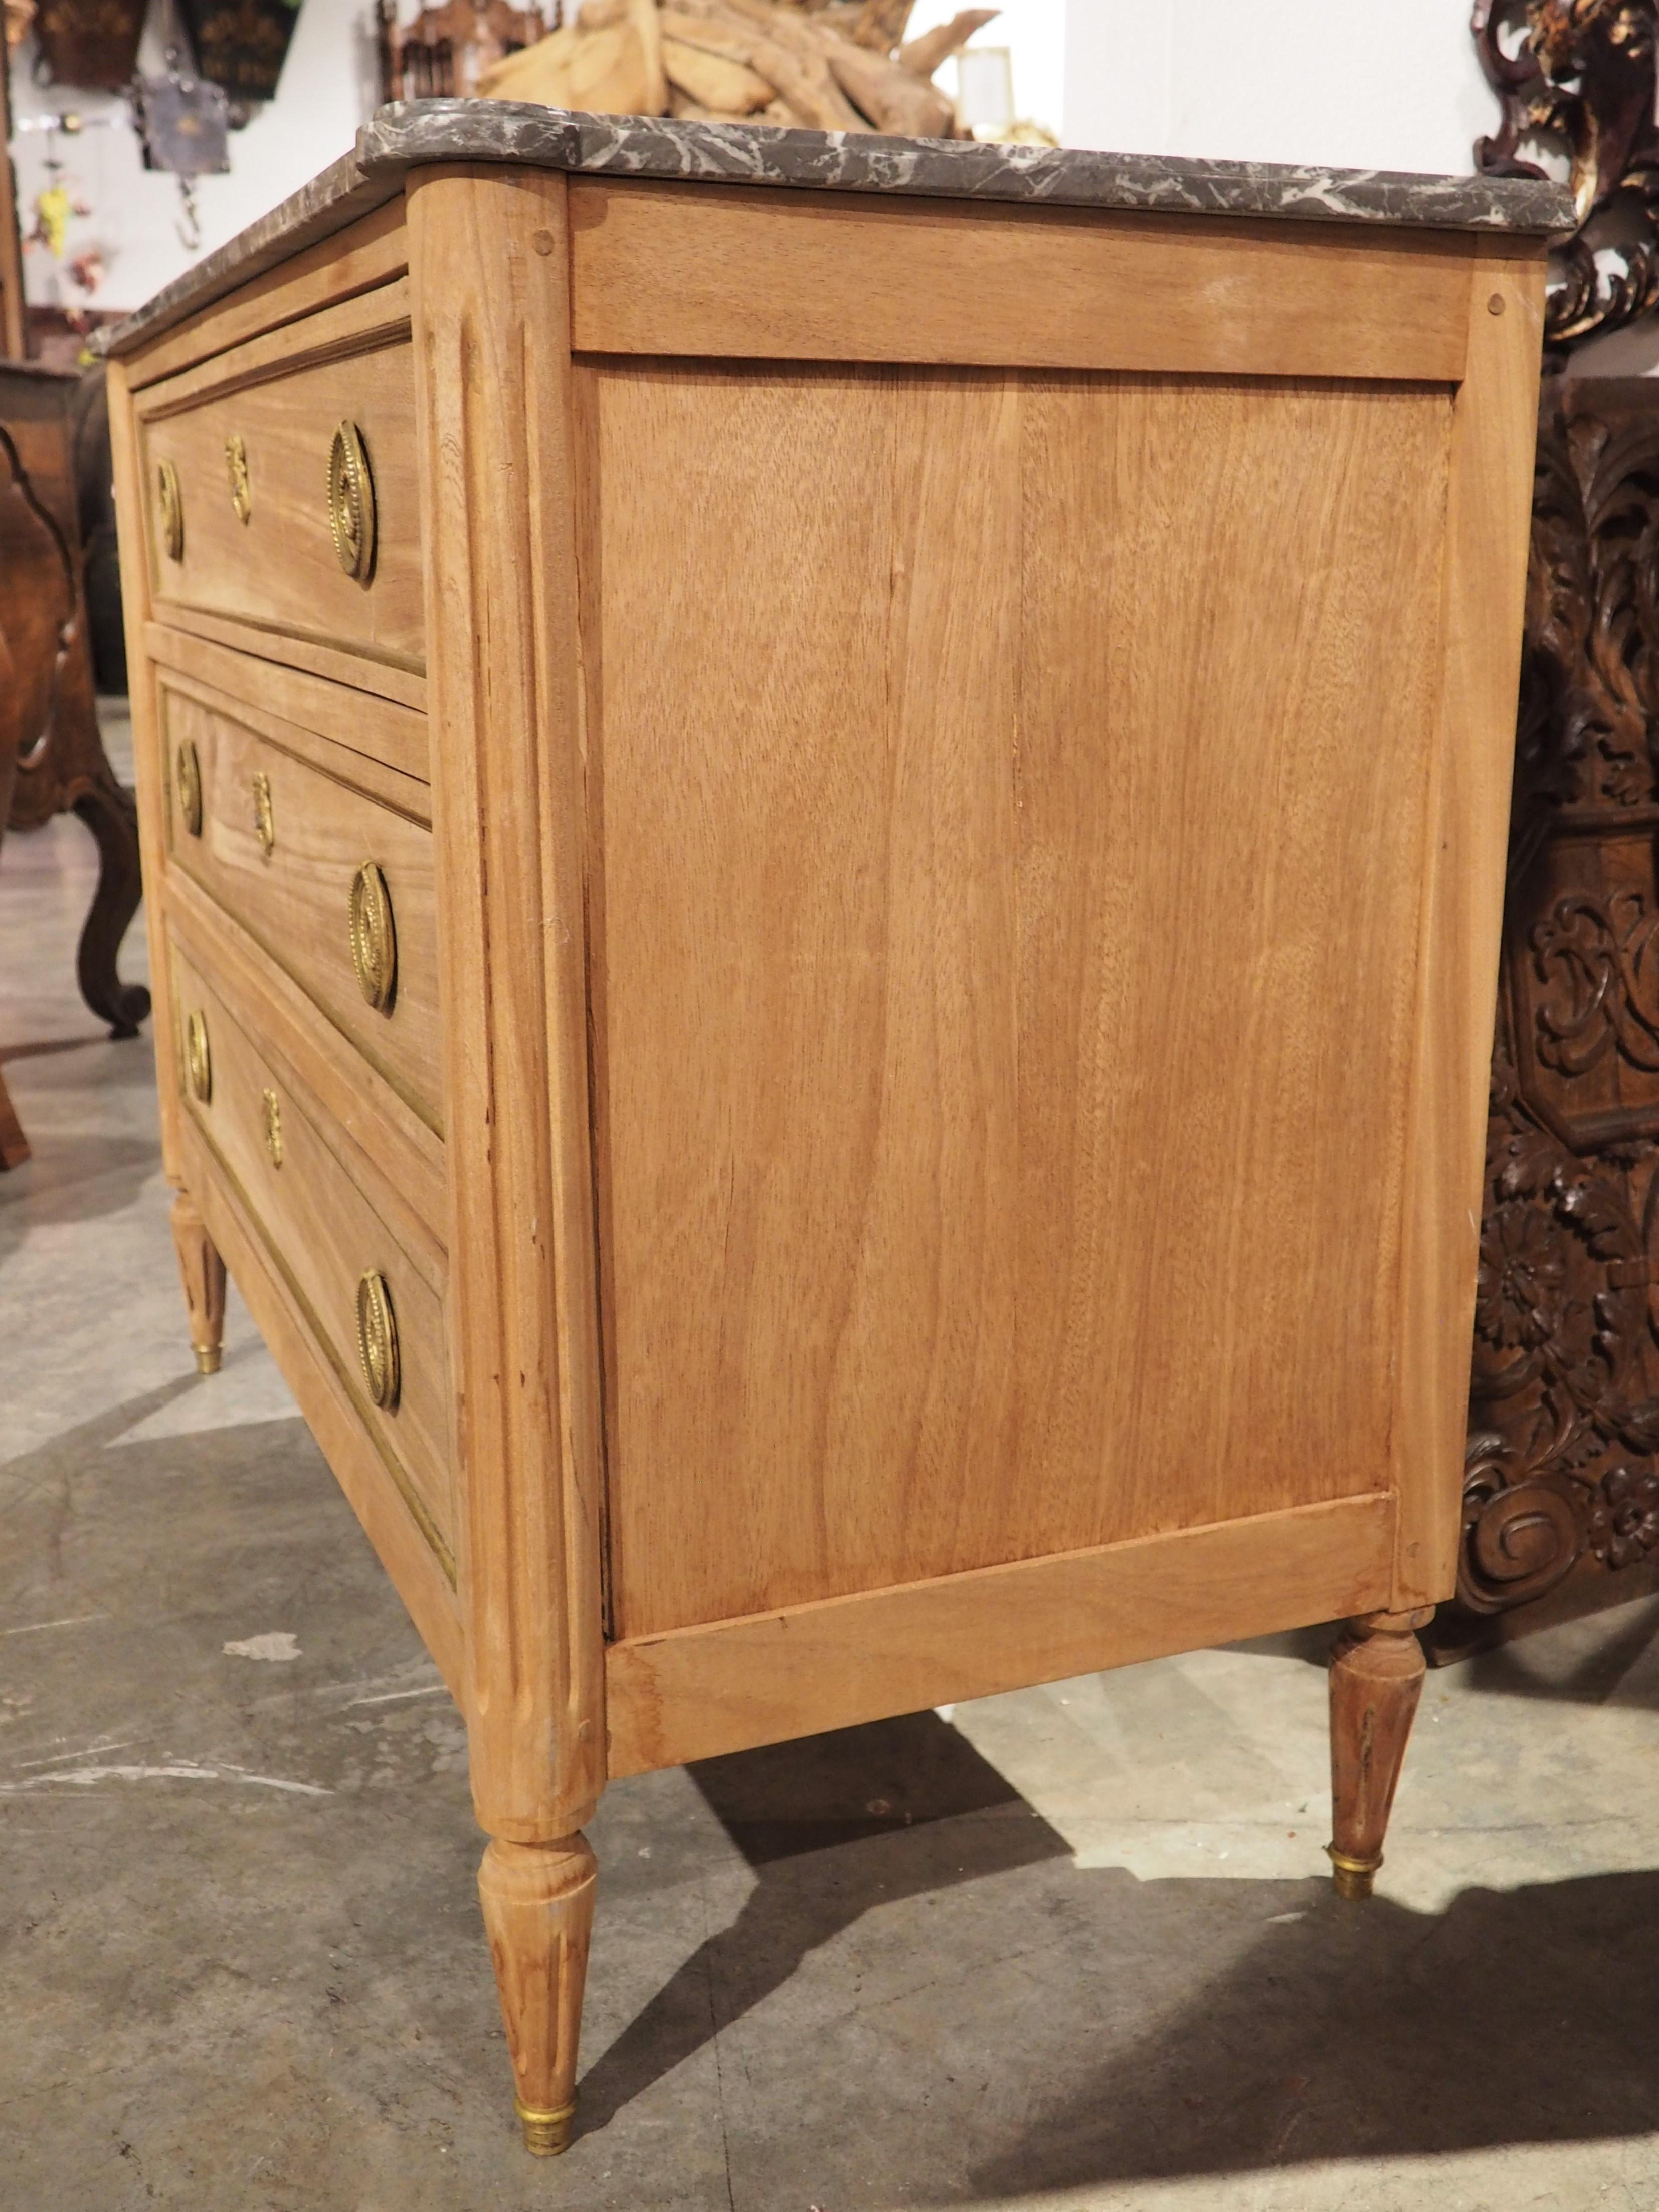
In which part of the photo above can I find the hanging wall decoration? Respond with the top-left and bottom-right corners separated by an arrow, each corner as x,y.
380,2 -> 555,102
31,0 -> 148,91
179,0 -> 303,105
132,44 -> 231,250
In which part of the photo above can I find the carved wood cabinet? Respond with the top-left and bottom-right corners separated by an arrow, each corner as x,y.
1451,377 -> 1659,1638
98,102 -> 1562,2155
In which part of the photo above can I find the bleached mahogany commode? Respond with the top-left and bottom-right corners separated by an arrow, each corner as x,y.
99,101 -> 1567,2154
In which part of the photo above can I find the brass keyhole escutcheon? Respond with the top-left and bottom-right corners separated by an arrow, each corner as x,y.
348,861 -> 397,1013
185,1009 -> 212,1103
225,432 -> 251,524
176,738 -> 203,837
356,1270 -> 400,1412
327,419 -> 376,583
261,1087 -> 283,1168
157,458 -> 184,562
252,769 -> 274,858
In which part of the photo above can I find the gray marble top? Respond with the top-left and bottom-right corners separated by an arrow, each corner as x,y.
96,99 -> 1573,358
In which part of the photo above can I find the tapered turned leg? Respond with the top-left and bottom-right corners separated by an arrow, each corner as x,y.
170,1191 -> 226,1374
1327,1604 -> 1432,1898
478,1834 -> 598,2155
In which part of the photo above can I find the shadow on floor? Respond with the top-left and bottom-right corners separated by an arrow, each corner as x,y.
960,1861 -> 1659,2194
577,1706 -> 1659,2192
575,1710 -> 1072,2135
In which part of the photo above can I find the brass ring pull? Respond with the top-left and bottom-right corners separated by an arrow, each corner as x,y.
225,432 -> 251,525
261,1087 -> 283,1168
327,420 -> 376,583
185,1009 -> 212,1103
157,458 -> 183,561
348,861 -> 397,1013
252,769 -> 274,858
356,1270 -> 400,1412
176,739 -> 203,837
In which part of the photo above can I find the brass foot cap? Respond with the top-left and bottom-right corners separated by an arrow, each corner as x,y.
194,1346 -> 222,1375
1326,1844 -> 1381,1900
516,2096 -> 576,2156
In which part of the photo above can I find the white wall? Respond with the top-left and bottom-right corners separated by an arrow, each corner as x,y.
908,0 -> 1067,141
1064,0 -> 1493,177
10,0 -> 379,314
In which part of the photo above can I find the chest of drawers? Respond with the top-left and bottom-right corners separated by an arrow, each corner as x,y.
101,101 -> 1566,2157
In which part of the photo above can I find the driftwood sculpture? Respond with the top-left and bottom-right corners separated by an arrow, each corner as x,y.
478,0 -> 999,134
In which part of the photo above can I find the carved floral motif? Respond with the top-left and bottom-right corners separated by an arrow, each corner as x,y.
1461,388 -> 1659,1615
1473,0 -> 1659,349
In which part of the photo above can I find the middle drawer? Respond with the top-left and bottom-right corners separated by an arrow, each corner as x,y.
160,667 -> 443,1134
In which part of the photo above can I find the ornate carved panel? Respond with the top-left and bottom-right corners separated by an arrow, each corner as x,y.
1460,380 -> 1659,1622
1474,0 -> 1659,351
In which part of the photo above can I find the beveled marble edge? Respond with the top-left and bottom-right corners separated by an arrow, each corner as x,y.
94,98 -> 1574,360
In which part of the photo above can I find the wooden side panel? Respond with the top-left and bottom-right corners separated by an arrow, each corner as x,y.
409,166 -> 608,1840
570,181 -> 1471,383
589,361 -> 1454,1639
1388,255 -> 1549,1607
606,1491 -> 1395,1774
1014,373 -> 1449,1554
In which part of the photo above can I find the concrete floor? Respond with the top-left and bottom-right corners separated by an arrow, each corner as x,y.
5,713 -> 1659,2212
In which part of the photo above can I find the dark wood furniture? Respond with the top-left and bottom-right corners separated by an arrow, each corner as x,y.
1432,0 -> 1659,1652
1,361 -> 150,1042
1441,375 -> 1659,1647
0,605 -> 29,1169
1,26 -> 25,361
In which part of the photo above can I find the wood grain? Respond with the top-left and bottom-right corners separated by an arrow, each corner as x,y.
152,604 -> 427,714
409,164 -> 608,1843
139,314 -> 423,677
569,181 -> 1472,381
129,200 -> 409,392
171,936 -> 455,1559
145,621 -> 430,787
159,676 -> 444,1134
606,1490 -> 1395,1774
175,1113 -> 463,1692
1388,253 -> 1548,1608
165,865 -> 446,1243
589,359 -> 1452,1638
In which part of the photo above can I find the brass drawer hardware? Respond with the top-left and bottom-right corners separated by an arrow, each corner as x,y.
356,1269 -> 400,1412
176,738 -> 203,837
261,1087 -> 284,1168
185,1009 -> 212,1103
225,432 -> 251,524
348,861 -> 397,1012
252,769 -> 274,858
327,419 -> 376,583
157,458 -> 183,561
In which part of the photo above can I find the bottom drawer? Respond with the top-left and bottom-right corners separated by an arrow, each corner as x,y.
169,931 -> 455,1569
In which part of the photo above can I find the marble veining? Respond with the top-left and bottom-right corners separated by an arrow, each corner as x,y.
97,98 -> 1573,358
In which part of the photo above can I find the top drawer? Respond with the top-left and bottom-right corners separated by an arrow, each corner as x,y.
135,282 -> 423,680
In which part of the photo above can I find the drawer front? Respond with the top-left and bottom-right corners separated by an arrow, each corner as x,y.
170,934 -> 455,1566
161,676 -> 442,1133
141,325 -> 423,674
